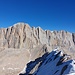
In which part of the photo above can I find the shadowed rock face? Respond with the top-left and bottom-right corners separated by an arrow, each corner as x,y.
19,50 -> 75,75
72,33 -> 75,45
0,22 -> 75,50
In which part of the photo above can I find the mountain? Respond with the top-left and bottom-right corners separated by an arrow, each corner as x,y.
19,50 -> 75,75
0,22 -> 75,75
0,22 -> 75,50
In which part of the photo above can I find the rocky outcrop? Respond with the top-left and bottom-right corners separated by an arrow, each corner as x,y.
0,22 -> 75,50
19,49 -> 75,75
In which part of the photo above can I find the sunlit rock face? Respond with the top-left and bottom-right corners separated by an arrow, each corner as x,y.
0,22 -> 75,75
0,22 -> 75,50
19,50 -> 75,75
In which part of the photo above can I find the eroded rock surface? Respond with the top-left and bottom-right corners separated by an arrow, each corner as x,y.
0,22 -> 75,51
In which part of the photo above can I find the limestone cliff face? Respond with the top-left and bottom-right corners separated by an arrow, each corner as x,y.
0,22 -> 75,50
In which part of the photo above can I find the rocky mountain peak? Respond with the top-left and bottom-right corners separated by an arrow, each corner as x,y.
0,23 -> 75,50
0,23 -> 75,75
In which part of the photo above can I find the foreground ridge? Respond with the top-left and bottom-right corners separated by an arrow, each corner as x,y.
19,49 -> 75,75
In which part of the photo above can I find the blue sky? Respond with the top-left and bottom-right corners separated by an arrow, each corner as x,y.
0,0 -> 75,32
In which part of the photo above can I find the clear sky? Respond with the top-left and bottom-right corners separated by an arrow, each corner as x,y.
0,0 -> 75,33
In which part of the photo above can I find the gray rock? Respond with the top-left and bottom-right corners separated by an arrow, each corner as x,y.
0,22 -> 75,51
0,22 -> 75,75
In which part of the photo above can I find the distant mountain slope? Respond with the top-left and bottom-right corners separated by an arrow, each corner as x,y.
0,22 -> 75,50
19,49 -> 75,75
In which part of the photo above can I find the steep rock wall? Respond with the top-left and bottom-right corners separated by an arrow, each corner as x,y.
0,23 -> 75,51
